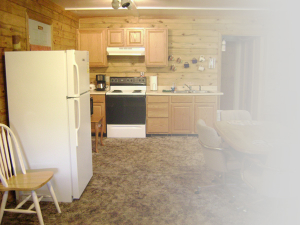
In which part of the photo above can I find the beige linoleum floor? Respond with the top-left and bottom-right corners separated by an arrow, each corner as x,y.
2,136 -> 297,225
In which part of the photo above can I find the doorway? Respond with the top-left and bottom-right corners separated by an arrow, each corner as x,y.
220,35 -> 263,119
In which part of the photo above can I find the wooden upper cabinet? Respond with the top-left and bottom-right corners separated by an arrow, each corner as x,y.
126,29 -> 144,46
145,29 -> 168,67
107,29 -> 124,47
107,28 -> 144,47
77,29 -> 107,67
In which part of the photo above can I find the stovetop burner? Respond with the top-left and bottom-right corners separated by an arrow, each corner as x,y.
107,77 -> 147,96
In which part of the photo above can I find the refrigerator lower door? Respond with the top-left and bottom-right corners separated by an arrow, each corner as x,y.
68,92 -> 93,199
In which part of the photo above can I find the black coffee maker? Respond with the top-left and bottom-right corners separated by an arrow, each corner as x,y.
96,74 -> 106,91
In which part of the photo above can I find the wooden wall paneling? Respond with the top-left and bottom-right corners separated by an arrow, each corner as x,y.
169,30 -> 219,36
25,10 -> 30,50
0,0 -> 26,17
79,17 -> 139,25
0,23 -> 26,37
169,36 -> 219,43
168,48 -> 218,55
80,23 -> 170,29
26,9 -> 52,25
0,10 -> 25,27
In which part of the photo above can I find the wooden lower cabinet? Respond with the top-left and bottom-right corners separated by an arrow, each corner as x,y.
146,95 -> 217,134
171,103 -> 194,134
91,94 -> 106,133
194,96 -> 217,132
194,103 -> 216,130
146,96 -> 169,134
170,96 -> 194,134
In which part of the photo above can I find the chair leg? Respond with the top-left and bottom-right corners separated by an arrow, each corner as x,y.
0,191 -> 8,223
32,190 -> 44,225
47,182 -> 61,213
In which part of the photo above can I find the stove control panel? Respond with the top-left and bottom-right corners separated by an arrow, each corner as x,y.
110,77 -> 146,86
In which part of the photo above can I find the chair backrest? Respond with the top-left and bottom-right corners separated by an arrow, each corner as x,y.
0,124 -> 26,187
220,110 -> 252,121
196,119 -> 228,173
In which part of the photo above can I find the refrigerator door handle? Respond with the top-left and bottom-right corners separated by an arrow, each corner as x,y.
73,62 -> 80,97
67,50 -> 80,97
75,98 -> 81,146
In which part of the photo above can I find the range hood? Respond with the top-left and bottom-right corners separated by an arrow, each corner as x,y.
107,47 -> 145,56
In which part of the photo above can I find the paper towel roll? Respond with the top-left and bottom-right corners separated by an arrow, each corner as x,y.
150,76 -> 157,91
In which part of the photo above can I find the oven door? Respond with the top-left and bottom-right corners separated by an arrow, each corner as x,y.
106,95 -> 146,124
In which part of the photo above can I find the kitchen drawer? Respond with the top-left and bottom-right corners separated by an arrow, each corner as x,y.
147,118 -> 169,133
171,96 -> 193,103
194,96 -> 217,103
91,94 -> 105,103
147,96 -> 169,103
147,103 -> 169,117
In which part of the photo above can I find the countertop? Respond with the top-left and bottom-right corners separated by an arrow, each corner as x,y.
90,89 -> 223,96
146,90 -> 223,96
90,90 -> 106,95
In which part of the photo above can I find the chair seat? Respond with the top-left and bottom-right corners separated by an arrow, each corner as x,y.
0,171 -> 53,192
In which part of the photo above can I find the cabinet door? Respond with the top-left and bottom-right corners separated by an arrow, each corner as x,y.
91,102 -> 106,133
145,29 -> 168,67
171,103 -> 194,134
107,29 -> 124,47
194,103 -> 216,132
77,29 -> 107,67
126,29 -> 144,47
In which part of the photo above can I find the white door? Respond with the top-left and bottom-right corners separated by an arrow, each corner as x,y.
68,92 -> 93,199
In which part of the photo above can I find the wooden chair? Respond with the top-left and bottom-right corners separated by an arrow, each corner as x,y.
0,124 -> 61,225
91,114 -> 104,153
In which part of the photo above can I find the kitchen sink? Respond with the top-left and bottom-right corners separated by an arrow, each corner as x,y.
173,90 -> 189,93
190,90 -> 209,93
172,90 -> 209,93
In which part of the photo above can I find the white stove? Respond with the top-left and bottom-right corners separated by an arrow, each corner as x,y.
106,77 -> 147,138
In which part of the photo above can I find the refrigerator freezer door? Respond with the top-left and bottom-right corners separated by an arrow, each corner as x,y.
68,92 -> 93,199
67,50 -> 90,97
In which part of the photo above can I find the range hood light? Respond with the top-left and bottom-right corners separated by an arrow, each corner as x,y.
107,47 -> 145,56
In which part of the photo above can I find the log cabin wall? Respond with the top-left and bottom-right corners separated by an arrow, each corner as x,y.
79,16 -> 267,89
0,0 -> 79,125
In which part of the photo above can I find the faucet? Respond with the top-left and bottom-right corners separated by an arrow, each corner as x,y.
184,84 -> 192,91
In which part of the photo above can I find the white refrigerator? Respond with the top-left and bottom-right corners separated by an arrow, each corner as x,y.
5,50 -> 93,202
